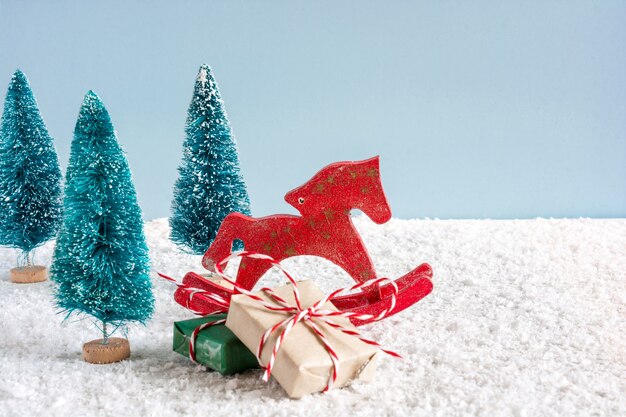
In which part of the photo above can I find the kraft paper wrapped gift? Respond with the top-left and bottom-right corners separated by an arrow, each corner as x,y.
225,280 -> 380,398
173,314 -> 259,375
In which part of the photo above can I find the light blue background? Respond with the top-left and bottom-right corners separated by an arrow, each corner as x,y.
1,1 -> 624,220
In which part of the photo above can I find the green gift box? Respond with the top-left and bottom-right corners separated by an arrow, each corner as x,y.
173,314 -> 259,375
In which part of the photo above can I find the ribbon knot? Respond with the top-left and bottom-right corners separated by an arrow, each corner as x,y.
160,251 -> 401,392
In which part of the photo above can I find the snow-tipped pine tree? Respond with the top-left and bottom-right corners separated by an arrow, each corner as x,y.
51,91 -> 153,341
0,69 -> 63,265
170,65 -> 251,254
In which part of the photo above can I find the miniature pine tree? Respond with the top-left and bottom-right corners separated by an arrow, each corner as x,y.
0,69 -> 62,265
51,91 -> 153,343
170,65 -> 251,254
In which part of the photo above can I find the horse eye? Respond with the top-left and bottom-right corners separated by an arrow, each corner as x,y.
298,197 -> 305,204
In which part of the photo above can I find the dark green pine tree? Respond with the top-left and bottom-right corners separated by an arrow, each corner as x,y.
170,65 -> 251,254
51,91 -> 153,341
0,69 -> 62,264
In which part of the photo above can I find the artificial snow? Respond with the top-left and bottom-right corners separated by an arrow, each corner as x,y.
0,217 -> 624,417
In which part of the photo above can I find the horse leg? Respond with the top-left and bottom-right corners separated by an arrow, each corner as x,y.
319,234 -> 383,303
202,213 -> 249,271
235,257 -> 275,291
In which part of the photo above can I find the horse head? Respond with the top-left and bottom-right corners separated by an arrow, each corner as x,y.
285,156 -> 392,224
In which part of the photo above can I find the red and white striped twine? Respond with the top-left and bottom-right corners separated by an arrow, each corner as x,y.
157,273 -> 228,362
159,251 -> 401,391
188,318 -> 225,363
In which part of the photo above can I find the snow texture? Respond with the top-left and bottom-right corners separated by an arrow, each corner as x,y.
0,217 -> 624,417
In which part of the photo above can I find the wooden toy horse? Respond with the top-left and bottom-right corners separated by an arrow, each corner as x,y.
174,156 -> 433,326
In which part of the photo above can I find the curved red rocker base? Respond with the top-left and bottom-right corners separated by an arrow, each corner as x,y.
173,263 -> 432,326
173,156 -> 434,326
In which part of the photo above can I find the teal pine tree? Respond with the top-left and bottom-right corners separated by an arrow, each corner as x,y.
0,69 -> 62,264
51,91 -> 153,341
170,65 -> 251,254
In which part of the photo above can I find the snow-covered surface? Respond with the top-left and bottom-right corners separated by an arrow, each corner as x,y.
0,217 -> 624,417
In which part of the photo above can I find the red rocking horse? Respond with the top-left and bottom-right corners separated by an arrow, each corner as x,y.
174,156 -> 433,326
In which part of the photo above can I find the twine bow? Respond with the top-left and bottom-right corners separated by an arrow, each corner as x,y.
160,251 -> 401,391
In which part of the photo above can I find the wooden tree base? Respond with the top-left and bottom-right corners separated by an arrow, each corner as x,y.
83,337 -> 130,364
10,265 -> 47,283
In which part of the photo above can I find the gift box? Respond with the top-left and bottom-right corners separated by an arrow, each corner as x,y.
226,280 -> 380,398
173,314 -> 259,375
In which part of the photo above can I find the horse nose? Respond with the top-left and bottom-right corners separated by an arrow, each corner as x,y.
284,188 -> 299,208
